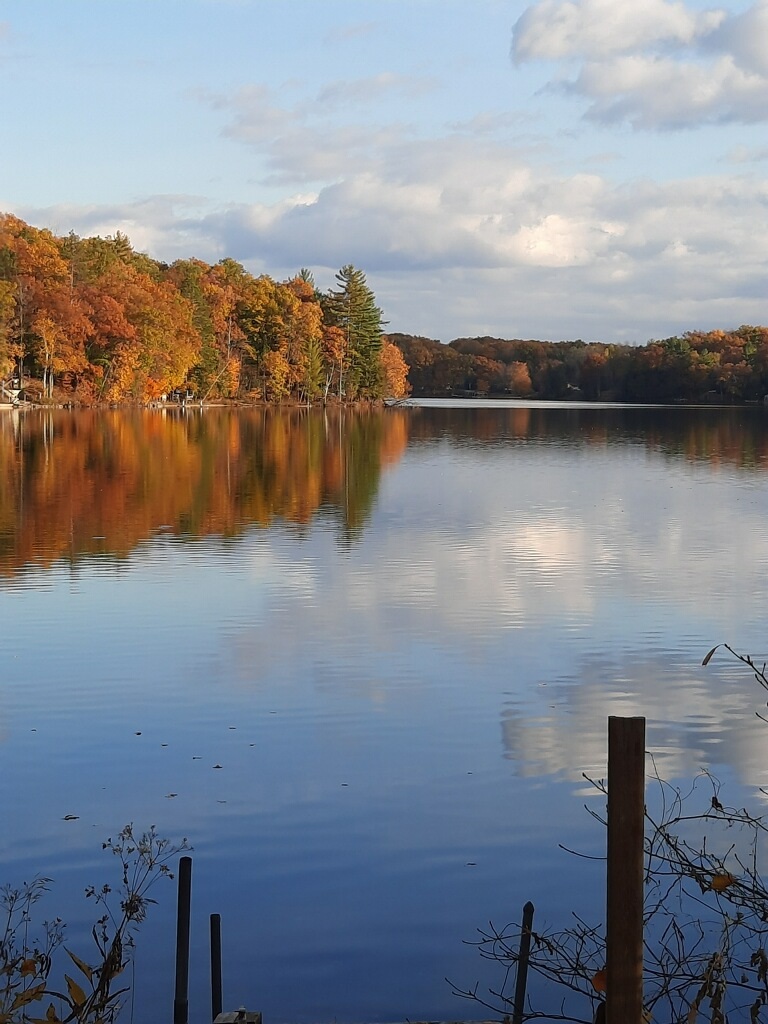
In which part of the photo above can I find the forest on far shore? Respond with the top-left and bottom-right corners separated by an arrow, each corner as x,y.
390,327 -> 768,404
2,212 -> 767,407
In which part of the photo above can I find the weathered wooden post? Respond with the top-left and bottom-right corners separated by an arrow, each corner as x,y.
173,855 -> 193,1024
512,900 -> 535,1024
211,913 -> 223,1022
606,716 -> 645,1024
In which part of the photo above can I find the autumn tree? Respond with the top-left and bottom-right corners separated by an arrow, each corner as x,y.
0,215 -> 96,395
285,275 -> 325,402
388,334 -> 462,395
321,324 -> 348,400
97,264 -> 200,401
379,338 -> 411,399
505,359 -> 532,397
1,214 -> 394,405
0,215 -> 65,384
32,302 -> 89,397
166,258 -> 254,399
166,259 -> 216,389
579,347 -> 611,400
0,279 -> 17,380
0,221 -> 21,378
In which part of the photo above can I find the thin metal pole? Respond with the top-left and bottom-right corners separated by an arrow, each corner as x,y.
606,716 -> 645,1024
173,856 -> 193,1024
210,913 -> 223,1022
512,900 -> 535,1024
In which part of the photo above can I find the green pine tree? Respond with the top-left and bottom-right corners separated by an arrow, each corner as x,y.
326,265 -> 385,399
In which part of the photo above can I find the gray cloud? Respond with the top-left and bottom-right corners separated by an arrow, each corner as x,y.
710,0 -> 768,75
16,150 -> 768,343
573,54 -> 768,129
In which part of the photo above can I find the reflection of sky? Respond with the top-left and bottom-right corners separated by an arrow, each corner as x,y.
3,420 -> 768,1022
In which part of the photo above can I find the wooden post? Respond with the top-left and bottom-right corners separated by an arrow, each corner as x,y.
211,913 -> 223,1022
606,716 -> 645,1024
512,900 -> 534,1024
173,856 -> 193,1024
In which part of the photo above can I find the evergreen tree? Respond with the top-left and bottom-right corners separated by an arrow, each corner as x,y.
326,265 -> 385,398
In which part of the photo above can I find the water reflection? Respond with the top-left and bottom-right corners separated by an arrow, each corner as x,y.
405,403 -> 768,468
3,405 -> 768,582
0,407 -> 408,578
500,648 -> 768,790
3,403 -> 768,1022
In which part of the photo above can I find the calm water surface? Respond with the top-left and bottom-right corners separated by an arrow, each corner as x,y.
2,403 -> 768,1022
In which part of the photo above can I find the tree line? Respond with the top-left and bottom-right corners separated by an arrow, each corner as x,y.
4,211 -> 768,407
0,213 -> 409,403
390,328 -> 768,403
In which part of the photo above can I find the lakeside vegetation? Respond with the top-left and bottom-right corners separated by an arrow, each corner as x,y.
2,212 -> 768,406
391,328 -> 768,404
0,825 -> 187,1024
0,214 -> 409,405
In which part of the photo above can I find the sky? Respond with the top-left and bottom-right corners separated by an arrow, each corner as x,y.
0,0 -> 766,344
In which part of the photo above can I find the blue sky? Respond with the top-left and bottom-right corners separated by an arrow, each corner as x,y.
1,0 -> 766,343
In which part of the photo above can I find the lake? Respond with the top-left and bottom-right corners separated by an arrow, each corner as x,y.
2,401 -> 768,1023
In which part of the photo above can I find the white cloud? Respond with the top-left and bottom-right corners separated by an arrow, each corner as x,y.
216,161 -> 765,284
512,0 -> 768,129
15,195 -> 233,266
512,0 -> 724,61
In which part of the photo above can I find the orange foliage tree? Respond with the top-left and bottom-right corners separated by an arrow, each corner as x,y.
379,338 -> 411,399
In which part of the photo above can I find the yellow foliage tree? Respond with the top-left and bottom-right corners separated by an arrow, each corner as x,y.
380,339 -> 411,399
